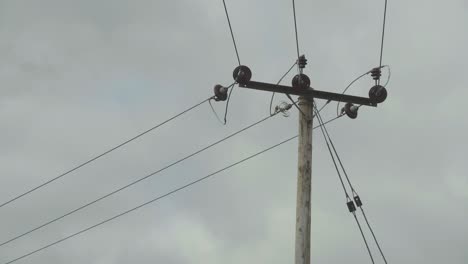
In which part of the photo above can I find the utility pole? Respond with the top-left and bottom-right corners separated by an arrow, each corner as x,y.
213,56 -> 387,264
295,96 -> 313,264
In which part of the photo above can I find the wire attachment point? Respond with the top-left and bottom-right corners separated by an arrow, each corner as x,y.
292,74 -> 310,89
275,101 -> 292,117
342,103 -> 359,119
371,67 -> 382,81
213,84 -> 228,101
369,85 -> 387,104
233,65 -> 252,85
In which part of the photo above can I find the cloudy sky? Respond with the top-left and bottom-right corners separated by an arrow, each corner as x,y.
0,0 -> 467,263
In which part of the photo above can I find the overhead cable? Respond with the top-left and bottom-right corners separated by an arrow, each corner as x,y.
4,115 -> 345,264
379,0 -> 389,71
222,0 -> 241,65
315,103 -> 388,263
291,0 -> 301,61
0,106 -> 291,248
0,97 -> 211,210
4,135 -> 299,264
313,103 -> 375,264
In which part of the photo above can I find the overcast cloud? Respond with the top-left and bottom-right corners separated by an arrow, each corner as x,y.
0,0 -> 467,263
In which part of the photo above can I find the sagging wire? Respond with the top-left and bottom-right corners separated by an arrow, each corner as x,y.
223,83 -> 237,123
208,98 -> 225,125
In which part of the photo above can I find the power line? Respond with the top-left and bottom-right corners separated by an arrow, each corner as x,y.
315,114 -> 343,128
313,106 -> 349,200
315,100 -> 331,116
291,0 -> 301,60
219,0 -> 242,123
314,103 -> 389,263
352,213 -> 375,264
222,0 -> 241,66
286,1 -> 311,119
4,135 -> 298,264
313,103 -> 375,264
0,107 -> 289,248
379,0 -> 389,70
0,98 -> 211,210
360,206 -> 388,263
334,0 -> 390,111
4,115 -> 344,264
208,98 -> 225,124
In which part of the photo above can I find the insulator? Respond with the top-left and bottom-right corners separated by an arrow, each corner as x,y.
347,201 -> 357,213
292,74 -> 311,89
297,55 -> 307,69
276,101 -> 292,117
370,67 -> 382,81
342,102 -> 358,119
354,196 -> 363,207
213,84 -> 228,101
369,85 -> 388,104
232,65 -> 252,85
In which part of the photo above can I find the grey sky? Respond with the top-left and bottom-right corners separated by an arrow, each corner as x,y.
0,0 -> 467,263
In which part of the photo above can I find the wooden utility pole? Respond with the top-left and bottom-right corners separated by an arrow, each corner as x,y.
295,97 -> 313,264
214,61 -> 387,264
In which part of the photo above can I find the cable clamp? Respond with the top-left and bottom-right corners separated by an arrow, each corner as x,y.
347,200 -> 357,213
354,195 -> 363,207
